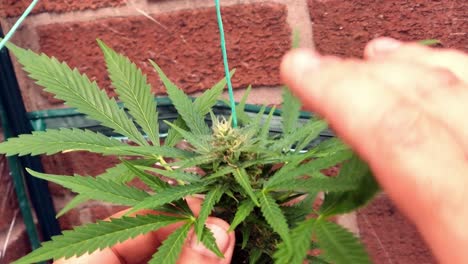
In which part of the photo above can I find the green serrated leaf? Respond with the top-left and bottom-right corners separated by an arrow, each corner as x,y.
122,161 -> 168,191
320,155 -> 379,216
168,154 -> 217,169
274,218 -> 316,264
281,87 -> 301,136
150,60 -> 209,135
260,106 -> 276,139
164,121 -> 211,153
295,120 -> 328,152
98,40 -> 160,145
13,215 -> 184,264
235,85 -> 253,125
241,225 -> 251,249
315,219 -> 371,264
204,165 -> 236,180
309,138 -> 350,158
199,226 -> 224,258
164,116 -> 188,147
0,128 -> 124,157
136,165 -> 201,183
195,186 -> 223,239
234,168 -> 259,206
229,199 -> 256,231
149,222 -> 192,264
130,183 -> 207,213
27,169 -> 149,206
6,42 -> 147,146
99,159 -> 157,184
258,191 -> 291,249
249,249 -> 263,264
265,149 -> 353,189
193,69 -> 235,114
100,145 -> 194,158
276,119 -> 327,152
268,173 -> 355,193
56,194 -> 89,218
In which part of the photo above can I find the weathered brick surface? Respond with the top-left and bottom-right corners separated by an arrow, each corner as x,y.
0,219 -> 31,263
35,3 -> 290,106
56,198 -> 128,230
0,142 -> 19,232
308,0 -> 468,57
0,0 -> 125,18
357,195 -> 436,263
41,152 -> 119,196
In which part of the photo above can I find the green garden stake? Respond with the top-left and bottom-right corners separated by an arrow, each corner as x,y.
0,0 -> 40,50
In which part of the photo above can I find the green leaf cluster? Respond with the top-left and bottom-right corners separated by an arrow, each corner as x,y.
1,39 -> 379,264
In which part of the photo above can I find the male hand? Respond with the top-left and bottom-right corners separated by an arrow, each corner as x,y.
281,37 -> 468,264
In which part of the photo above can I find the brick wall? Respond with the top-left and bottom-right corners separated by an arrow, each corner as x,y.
1,0 -> 466,262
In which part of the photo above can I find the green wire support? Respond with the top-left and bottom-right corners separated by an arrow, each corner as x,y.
214,0 -> 238,128
0,0 -> 40,51
0,101 -> 41,251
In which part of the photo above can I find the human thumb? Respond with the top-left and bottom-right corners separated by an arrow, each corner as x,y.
177,217 -> 235,264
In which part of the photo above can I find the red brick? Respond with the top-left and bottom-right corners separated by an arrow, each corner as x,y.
35,3 -> 290,106
308,0 -> 468,58
0,154 -> 20,232
0,218 -> 31,263
357,195 -> 435,263
0,0 -> 125,17
57,199 -> 128,230
41,152 -> 119,196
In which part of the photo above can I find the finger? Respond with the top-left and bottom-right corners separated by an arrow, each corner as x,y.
364,37 -> 468,83
111,198 -> 204,264
54,250 -> 121,264
280,50 -> 468,232
363,41 -> 468,150
186,196 -> 204,217
178,217 -> 235,264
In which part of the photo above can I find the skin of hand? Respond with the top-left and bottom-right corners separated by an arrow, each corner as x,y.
281,37 -> 468,264
54,197 -> 235,264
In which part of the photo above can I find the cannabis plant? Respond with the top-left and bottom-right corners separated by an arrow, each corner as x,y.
0,39 -> 379,264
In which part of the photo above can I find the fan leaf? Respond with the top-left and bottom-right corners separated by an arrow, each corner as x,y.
320,155 -> 380,216
0,128 -> 124,156
281,87 -> 301,136
315,219 -> 371,264
149,222 -> 192,264
193,69 -> 235,114
195,186 -> 224,239
150,60 -> 209,135
233,168 -> 259,206
274,218 -> 316,264
98,40 -> 160,145
13,215 -> 185,264
130,183 -> 207,213
199,225 -> 224,258
56,194 -> 89,218
6,42 -> 147,146
266,149 -> 353,189
258,191 -> 291,249
135,165 -> 202,183
99,159 -> 158,183
27,169 -> 149,206
229,199 -> 256,231
123,161 -> 169,192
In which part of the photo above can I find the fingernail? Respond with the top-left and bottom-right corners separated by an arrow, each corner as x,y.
371,37 -> 402,55
190,223 -> 230,258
